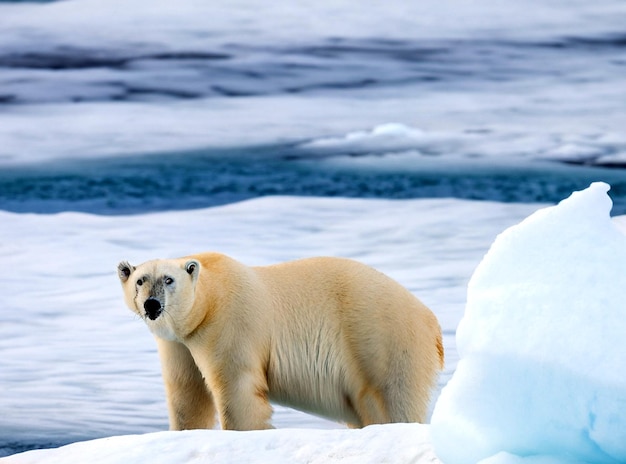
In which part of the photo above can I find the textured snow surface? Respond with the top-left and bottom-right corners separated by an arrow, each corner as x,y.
2,424 -> 440,464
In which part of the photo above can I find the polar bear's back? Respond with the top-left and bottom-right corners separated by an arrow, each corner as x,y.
257,256 -> 436,334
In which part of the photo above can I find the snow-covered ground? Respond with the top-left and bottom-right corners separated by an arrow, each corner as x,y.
3,184 -> 626,464
0,194 -> 543,454
3,424 -> 440,464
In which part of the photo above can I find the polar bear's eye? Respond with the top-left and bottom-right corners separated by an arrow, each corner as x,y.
136,278 -> 143,286
164,277 -> 174,285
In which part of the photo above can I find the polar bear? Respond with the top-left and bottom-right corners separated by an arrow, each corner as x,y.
117,252 -> 443,431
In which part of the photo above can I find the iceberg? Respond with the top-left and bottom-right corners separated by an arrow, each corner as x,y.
431,182 -> 626,463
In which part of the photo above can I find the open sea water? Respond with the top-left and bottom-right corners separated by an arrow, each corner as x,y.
1,0 -> 626,456
3,146 -> 626,214
1,0 -> 626,214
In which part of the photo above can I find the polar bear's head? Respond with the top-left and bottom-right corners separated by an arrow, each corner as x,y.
117,258 -> 201,341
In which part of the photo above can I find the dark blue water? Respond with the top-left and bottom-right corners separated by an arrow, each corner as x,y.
2,146 -> 626,215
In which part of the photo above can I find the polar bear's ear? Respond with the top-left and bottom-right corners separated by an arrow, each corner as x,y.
118,261 -> 135,283
185,260 -> 200,280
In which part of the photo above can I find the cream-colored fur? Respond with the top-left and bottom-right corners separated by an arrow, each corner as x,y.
118,253 -> 443,431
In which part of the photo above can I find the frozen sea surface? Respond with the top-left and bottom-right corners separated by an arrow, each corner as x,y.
1,0 -> 626,169
1,0 -> 626,215
1,0 -> 626,214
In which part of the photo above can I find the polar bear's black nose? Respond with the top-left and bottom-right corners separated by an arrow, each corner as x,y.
144,298 -> 162,320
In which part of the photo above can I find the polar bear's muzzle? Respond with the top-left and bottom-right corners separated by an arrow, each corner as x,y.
144,298 -> 163,320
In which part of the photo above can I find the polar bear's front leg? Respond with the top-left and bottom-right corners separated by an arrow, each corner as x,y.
209,368 -> 274,431
155,338 -> 216,430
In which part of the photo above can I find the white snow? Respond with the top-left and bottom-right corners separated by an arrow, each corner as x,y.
1,424 -> 439,464
0,195 -> 542,461
1,95 -> 625,168
431,182 -> 626,463
1,0 -> 621,52
3,182 -> 626,462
